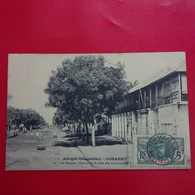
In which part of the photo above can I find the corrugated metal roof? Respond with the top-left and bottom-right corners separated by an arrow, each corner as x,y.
129,61 -> 186,93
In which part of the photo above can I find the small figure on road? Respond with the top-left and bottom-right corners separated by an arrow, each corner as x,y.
36,130 -> 40,140
22,127 -> 27,133
40,131 -> 43,139
53,132 -> 57,138
30,130 -> 34,140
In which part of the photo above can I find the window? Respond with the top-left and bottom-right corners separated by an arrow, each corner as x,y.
181,75 -> 187,93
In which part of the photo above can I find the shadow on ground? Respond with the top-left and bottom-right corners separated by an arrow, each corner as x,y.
52,135 -> 126,147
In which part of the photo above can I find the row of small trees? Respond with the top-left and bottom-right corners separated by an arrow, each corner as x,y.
7,106 -> 47,130
45,55 -> 131,144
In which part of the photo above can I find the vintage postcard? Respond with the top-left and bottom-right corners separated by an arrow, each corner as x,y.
6,52 -> 191,170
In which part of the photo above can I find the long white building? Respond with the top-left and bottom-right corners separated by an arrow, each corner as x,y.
111,63 -> 189,141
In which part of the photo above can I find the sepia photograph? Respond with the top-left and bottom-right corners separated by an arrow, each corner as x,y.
6,52 -> 191,170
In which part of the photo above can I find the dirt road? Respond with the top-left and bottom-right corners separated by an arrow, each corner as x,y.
6,128 -> 93,170
6,127 -> 132,170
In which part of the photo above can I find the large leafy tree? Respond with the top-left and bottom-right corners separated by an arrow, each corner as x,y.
45,55 -> 130,143
52,108 -> 72,127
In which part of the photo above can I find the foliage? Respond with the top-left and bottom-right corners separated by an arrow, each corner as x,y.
7,106 -> 46,129
45,55 -> 130,126
130,80 -> 138,88
52,108 -> 71,126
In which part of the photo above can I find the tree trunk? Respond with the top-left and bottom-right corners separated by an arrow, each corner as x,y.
73,123 -> 75,134
92,125 -> 96,147
82,125 -> 85,142
78,122 -> 81,139
105,115 -> 108,134
85,122 -> 89,144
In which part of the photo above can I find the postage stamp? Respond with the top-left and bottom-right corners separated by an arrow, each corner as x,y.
133,134 -> 187,168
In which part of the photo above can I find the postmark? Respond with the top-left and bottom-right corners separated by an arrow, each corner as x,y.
146,134 -> 178,166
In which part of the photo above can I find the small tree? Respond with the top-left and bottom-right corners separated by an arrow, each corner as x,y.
45,55 -> 130,144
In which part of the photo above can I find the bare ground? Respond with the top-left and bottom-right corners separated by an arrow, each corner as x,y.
6,128 -> 133,170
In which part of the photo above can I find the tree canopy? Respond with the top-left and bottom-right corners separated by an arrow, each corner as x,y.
45,55 -> 130,127
7,106 -> 47,129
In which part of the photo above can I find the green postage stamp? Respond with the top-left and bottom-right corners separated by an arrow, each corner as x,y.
133,133 -> 191,168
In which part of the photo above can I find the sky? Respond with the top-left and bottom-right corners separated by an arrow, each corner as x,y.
7,52 -> 186,124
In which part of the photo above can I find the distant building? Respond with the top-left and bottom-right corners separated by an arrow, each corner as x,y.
111,63 -> 189,141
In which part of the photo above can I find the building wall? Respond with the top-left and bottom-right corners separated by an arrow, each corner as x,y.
111,103 -> 189,140
177,104 -> 189,136
111,71 -> 189,140
158,104 -> 177,135
137,111 -> 148,134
